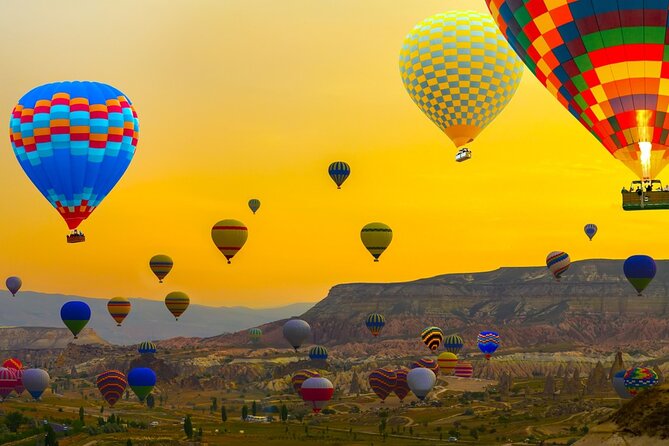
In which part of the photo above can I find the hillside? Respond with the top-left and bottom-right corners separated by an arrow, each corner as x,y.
0,326 -> 107,349
0,291 -> 313,345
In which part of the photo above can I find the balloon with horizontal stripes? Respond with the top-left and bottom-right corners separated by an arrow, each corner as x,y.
0,368 -> 17,400
443,334 -> 464,354
454,361 -> 474,378
107,296 -> 131,326
365,313 -> 386,337
393,369 -> 411,402
309,346 -> 328,361
420,326 -> 443,352
149,255 -> 173,283
477,331 -> 500,360
165,291 -> 189,320
410,358 -> 439,375
9,81 -> 139,235
361,223 -> 393,262
97,370 -> 127,407
291,369 -> 320,396
328,161 -> 350,189
437,352 -> 458,375
368,368 -> 397,402
211,219 -> 248,264
546,251 -> 570,281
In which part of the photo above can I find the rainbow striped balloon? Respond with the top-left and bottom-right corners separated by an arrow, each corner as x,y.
96,370 -> 127,407
546,251 -> 570,281
107,297 -> 131,326
368,368 -> 397,402
211,219 -> 248,264
164,291 -> 189,320
623,367 -> 659,396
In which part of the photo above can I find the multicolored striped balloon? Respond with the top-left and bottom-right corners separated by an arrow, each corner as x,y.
485,0 -> 669,180
149,255 -> 173,283
546,251 -> 570,281
127,367 -> 156,403
420,326 -> 444,351
443,334 -> 464,354
309,346 -> 328,361
365,313 -> 386,337
97,370 -> 127,407
291,370 -> 320,396
0,368 -> 17,400
60,301 -> 91,338
138,341 -> 157,355
584,224 -> 598,241
9,81 -> 139,234
454,361 -> 474,378
328,161 -> 350,189
211,219 -> 248,264
477,331 -> 500,360
393,369 -> 411,402
107,297 -> 131,326
164,291 -> 189,320
437,352 -> 458,375
368,368 -> 397,402
361,223 -> 392,262
400,11 -> 523,149
623,366 -> 659,397
248,199 -> 261,214
624,255 -> 657,296
410,358 -> 439,375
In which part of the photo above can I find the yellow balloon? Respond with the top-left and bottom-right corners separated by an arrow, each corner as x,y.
360,222 -> 392,262
211,219 -> 248,264
165,291 -> 189,321
399,10 -> 524,148
437,352 -> 458,375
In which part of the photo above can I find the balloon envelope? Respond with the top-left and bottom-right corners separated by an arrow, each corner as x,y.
138,341 -> 157,355
407,368 -> 436,400
584,224 -> 597,241
546,251 -> 570,281
300,377 -> 334,413
165,291 -> 189,320
454,361 -> 474,378
437,352 -> 458,375
477,331 -> 500,359
5,277 -> 21,297
410,358 -> 439,375
443,334 -> 464,354
2,358 -> 23,370
282,319 -> 311,350
624,255 -> 657,296
360,223 -> 392,262
309,346 -> 328,361
149,255 -> 173,283
248,328 -> 262,342
211,219 -> 248,264
0,368 -> 17,400
368,368 -> 397,402
393,369 -> 411,402
612,370 -> 633,400
107,297 -> 131,326
97,370 -> 127,407
248,199 -> 261,214
127,367 -> 156,402
291,370 -> 320,396
365,313 -> 386,337
328,162 -> 350,189
399,11 -> 523,148
420,326 -> 444,351
624,367 -> 659,396
22,368 -> 49,400
9,81 -> 139,231
60,301 -> 91,338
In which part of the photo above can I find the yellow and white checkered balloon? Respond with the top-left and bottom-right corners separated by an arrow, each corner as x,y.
399,10 -> 524,148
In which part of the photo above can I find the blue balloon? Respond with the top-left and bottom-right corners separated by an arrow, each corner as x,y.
623,255 -> 657,296
60,301 -> 91,338
584,224 -> 597,241
127,367 -> 157,402
477,331 -> 500,359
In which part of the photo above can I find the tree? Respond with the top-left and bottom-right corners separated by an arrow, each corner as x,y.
211,397 -> 218,412
100,405 -> 104,414
280,405 -> 288,422
79,406 -> 84,423
44,424 -> 58,446
126,440 -> 133,446
197,427 -> 203,440
5,411 -> 27,433
251,401 -> 257,416
221,406 -> 227,422
241,405 -> 249,420
184,415 -> 193,439
146,394 -> 155,409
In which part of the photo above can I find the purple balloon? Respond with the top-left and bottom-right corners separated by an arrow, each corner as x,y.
5,277 -> 22,297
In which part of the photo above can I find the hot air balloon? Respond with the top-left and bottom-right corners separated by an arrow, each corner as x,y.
211,219 -> 248,264
623,367 -> 659,397
407,368 -> 436,401
248,199 -> 261,214
612,370 -> 633,400
624,255 -> 657,296
249,328 -> 262,343
3,359 -> 23,396
437,352 -> 458,375
5,277 -> 21,297
584,224 -> 598,241
107,297 -> 131,327
149,255 -> 173,283
60,301 -> 91,338
443,334 -> 464,354
0,368 -> 17,400
9,81 -> 139,241
138,341 -> 157,355
420,326 -> 444,352
360,223 -> 392,262
365,313 -> 385,337
477,331 -> 500,360
3,358 -> 22,370
282,319 -> 311,351
328,162 -> 350,189
484,0 -> 669,209
127,367 -> 156,402
96,370 -> 127,407
399,11 -> 523,160
22,368 -> 49,400
300,377 -> 334,414
454,361 -> 474,378
165,291 -> 189,320
546,251 -> 570,281
410,358 -> 439,375
394,369 -> 411,402
368,368 -> 397,402
309,346 -> 328,361
291,370 -> 320,396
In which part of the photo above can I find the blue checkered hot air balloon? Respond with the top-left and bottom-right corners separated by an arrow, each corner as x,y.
9,81 -> 139,242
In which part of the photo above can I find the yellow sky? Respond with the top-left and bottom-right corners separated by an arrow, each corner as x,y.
0,0 -> 666,307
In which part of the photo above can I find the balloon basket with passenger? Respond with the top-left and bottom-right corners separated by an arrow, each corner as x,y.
455,148 -> 472,162
621,180 -> 669,211
66,230 -> 86,244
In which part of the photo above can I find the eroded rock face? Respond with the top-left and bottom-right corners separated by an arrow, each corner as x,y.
0,327 -> 107,350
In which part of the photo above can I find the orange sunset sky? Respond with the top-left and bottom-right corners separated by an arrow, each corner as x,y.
0,0 -> 666,307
